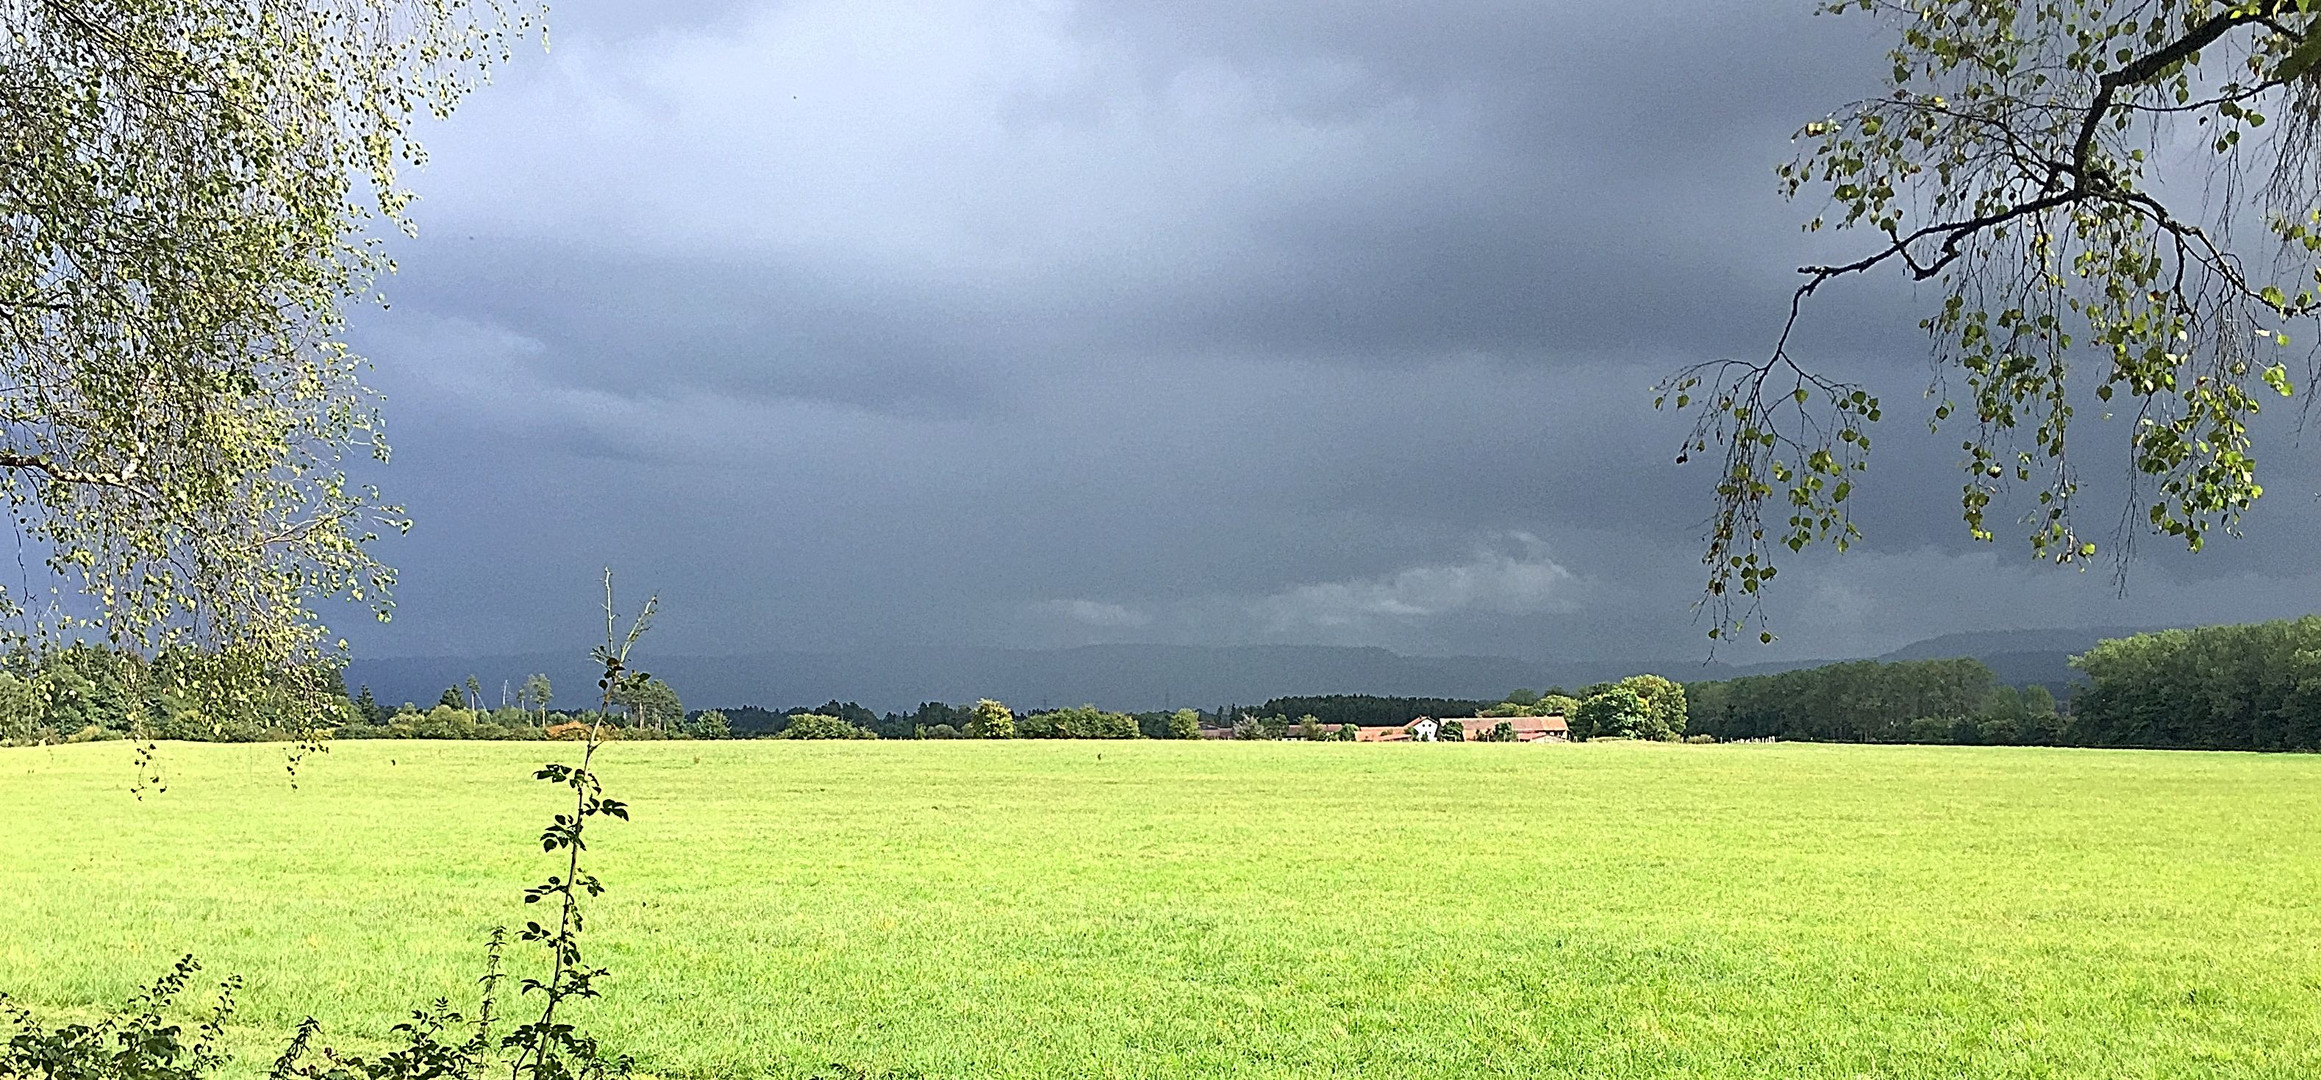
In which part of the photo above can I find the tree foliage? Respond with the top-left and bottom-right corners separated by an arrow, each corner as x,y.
1687,657 -> 2024,743
964,699 -> 1014,739
2072,617 -> 2321,748
1019,704 -> 1141,739
1573,687 -> 1650,741
520,674 -> 554,716
1664,0 -> 2321,641
1566,677 -> 1686,741
1609,674 -> 1689,740
1166,708 -> 1201,740
776,713 -> 877,740
688,709 -> 730,740
0,0 -> 537,662
611,675 -> 682,731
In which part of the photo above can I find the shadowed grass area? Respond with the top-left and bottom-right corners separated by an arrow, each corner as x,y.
3,739 -> 2319,1078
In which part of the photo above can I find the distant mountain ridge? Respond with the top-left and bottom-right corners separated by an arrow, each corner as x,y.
346,626 -> 2170,715
1878,627 -> 2159,697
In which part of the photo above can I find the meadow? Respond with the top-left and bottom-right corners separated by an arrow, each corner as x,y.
3,739 -> 2319,1079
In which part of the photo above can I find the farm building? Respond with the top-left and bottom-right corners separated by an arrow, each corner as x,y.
1354,716 -> 1568,743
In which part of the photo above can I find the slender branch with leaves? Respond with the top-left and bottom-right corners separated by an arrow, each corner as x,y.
1663,0 -> 2321,643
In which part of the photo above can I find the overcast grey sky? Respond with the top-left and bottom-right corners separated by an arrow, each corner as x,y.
339,0 -> 2321,663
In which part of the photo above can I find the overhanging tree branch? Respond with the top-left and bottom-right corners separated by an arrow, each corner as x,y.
1664,1 -> 2321,646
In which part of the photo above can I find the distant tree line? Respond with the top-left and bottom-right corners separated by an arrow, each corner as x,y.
703,699 -> 1210,741
1235,680 -> 1679,741
1687,620 -> 2321,751
1686,658 -> 2059,745
1255,695 -> 1496,727
0,644 -> 356,745
712,620 -> 2321,751
2069,619 -> 2321,751
333,670 -> 729,741
1224,712 -> 1341,740
0,643 -> 742,746
19,620 -> 2321,752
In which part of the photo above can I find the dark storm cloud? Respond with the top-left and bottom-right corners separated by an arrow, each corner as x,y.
379,242 -> 1001,416
336,0 -> 2321,667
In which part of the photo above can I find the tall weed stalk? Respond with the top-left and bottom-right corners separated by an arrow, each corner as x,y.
502,571 -> 652,1080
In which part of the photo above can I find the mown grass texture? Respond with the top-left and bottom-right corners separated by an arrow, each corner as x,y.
2,739 -> 2319,1078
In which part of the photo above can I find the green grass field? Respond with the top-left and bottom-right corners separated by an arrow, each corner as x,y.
4,739 -> 2320,1078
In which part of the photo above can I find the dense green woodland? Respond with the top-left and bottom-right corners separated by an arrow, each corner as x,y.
2070,618 -> 2321,750
1686,658 -> 2056,745
3,619 -> 2319,750
1685,620 -> 2321,750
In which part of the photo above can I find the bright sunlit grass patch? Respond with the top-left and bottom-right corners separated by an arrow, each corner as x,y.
4,739 -> 2319,1078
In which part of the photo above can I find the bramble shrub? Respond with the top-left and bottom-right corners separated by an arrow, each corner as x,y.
0,955 -> 234,1080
